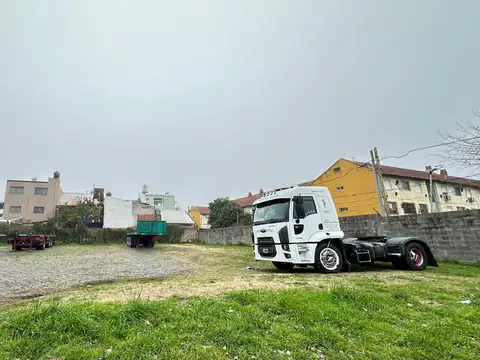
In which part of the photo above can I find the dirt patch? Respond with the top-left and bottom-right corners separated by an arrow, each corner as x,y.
0,245 -> 192,305
3,244 -> 479,307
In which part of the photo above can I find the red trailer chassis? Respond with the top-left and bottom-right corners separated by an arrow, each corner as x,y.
8,233 -> 55,251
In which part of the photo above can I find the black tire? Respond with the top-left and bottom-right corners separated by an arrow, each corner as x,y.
149,240 -> 155,248
36,242 -> 45,250
405,242 -> 428,271
314,243 -> 344,273
272,262 -> 294,271
126,237 -> 135,248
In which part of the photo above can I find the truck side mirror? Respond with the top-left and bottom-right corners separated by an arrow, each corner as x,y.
293,196 -> 305,219
293,196 -> 303,205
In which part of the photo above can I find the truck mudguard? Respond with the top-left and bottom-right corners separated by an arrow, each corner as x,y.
386,237 -> 438,267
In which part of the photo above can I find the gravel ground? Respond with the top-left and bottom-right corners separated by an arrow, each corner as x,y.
0,245 -> 191,304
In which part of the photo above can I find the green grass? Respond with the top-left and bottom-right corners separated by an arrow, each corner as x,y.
1,244 -> 479,359
1,285 -> 479,360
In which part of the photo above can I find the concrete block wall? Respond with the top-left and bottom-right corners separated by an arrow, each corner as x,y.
197,210 -> 480,262
339,210 -> 480,262
198,226 -> 251,245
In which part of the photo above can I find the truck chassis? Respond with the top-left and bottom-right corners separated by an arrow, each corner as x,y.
265,236 -> 438,273
126,234 -> 159,248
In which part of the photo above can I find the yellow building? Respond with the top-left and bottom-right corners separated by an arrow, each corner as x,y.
311,158 -> 380,217
312,158 -> 480,217
188,206 -> 211,229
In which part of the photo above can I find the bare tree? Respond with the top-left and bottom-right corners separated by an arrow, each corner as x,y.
438,112 -> 480,172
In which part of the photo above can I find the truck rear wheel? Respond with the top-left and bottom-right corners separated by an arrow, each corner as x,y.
405,243 -> 427,271
126,237 -> 136,248
314,243 -> 343,273
272,262 -> 294,271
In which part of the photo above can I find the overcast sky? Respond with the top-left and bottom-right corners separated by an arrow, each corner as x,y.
1,0 -> 479,207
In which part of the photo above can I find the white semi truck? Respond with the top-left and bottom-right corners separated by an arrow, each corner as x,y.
251,186 -> 438,273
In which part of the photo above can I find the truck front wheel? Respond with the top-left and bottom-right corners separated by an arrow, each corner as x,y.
272,262 -> 294,271
314,243 -> 343,273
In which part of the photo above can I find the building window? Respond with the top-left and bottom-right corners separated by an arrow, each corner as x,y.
9,186 -> 24,194
293,196 -> 317,218
401,202 -> 416,214
336,186 -> 344,191
9,206 -> 21,213
419,204 -> 429,214
34,187 -> 48,196
33,207 -> 45,214
457,206 -> 466,211
333,167 -> 341,173
340,207 -> 349,213
400,180 -> 411,191
153,197 -> 163,206
388,202 -> 399,215
453,187 -> 462,196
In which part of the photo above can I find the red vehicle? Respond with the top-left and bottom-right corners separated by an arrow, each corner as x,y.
8,233 -> 54,251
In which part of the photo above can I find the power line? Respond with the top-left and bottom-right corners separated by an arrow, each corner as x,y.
314,164 -> 370,185
380,135 -> 480,161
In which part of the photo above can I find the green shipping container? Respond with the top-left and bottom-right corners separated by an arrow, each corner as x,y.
136,220 -> 167,235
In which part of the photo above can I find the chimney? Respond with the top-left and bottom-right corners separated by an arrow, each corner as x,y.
440,169 -> 448,178
248,192 -> 252,197
425,166 -> 432,172
260,189 -> 264,194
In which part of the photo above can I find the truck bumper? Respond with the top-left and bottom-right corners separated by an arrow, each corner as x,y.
254,243 -> 316,264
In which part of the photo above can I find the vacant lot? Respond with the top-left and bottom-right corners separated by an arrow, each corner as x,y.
0,245 -> 191,304
0,244 -> 479,359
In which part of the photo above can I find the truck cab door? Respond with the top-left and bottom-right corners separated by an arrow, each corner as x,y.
291,195 -> 323,242
314,194 -> 340,233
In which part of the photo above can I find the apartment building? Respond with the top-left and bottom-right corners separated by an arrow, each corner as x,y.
3,172 -> 62,222
312,159 -> 480,216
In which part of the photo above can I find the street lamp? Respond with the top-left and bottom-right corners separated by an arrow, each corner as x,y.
425,165 -> 443,213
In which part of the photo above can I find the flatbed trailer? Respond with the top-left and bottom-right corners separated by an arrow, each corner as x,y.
126,219 -> 167,248
8,233 -> 55,251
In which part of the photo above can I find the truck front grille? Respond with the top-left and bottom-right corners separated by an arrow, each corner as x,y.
257,237 -> 276,258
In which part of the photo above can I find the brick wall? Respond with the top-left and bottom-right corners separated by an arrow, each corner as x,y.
198,210 -> 480,262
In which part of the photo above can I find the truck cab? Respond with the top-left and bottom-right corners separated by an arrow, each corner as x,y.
252,186 -> 438,273
252,186 -> 346,272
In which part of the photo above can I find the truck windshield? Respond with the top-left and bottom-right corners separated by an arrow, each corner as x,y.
253,199 -> 290,225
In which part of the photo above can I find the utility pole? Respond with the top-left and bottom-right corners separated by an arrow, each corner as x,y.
429,171 -> 434,212
371,147 -> 389,216
426,165 -> 443,213
370,149 -> 386,216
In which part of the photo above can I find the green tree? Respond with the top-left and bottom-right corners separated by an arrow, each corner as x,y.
54,204 -> 103,228
0,202 -> 3,210
208,198 -> 252,228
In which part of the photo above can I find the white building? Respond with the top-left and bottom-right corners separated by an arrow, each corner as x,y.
382,166 -> 480,215
138,185 -> 176,211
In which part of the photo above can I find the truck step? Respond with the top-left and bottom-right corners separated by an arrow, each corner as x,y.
355,249 -> 372,263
